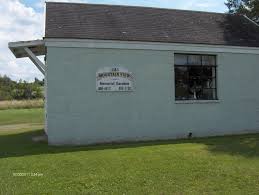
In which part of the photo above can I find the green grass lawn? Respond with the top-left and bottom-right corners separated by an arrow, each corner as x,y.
0,108 -> 44,125
0,109 -> 259,194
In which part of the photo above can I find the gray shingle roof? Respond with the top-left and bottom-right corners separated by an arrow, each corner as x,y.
45,2 -> 259,47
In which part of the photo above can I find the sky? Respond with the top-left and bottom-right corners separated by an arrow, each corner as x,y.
0,0 -> 227,82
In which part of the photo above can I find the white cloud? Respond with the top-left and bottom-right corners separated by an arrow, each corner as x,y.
0,0 -> 44,81
180,0 -> 226,12
36,0 -> 88,9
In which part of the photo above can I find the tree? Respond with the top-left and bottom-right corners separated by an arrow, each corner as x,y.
0,75 -> 44,100
225,0 -> 239,14
34,77 -> 44,86
225,0 -> 259,23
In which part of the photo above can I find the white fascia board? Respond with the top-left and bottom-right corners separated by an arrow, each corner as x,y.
8,40 -> 44,48
45,38 -> 259,55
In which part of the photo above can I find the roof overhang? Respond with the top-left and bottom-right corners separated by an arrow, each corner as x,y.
8,40 -> 46,75
8,40 -> 46,58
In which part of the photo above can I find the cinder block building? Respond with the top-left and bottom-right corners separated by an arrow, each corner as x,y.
9,2 -> 259,145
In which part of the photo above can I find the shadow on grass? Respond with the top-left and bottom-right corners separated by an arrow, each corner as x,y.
1,129 -> 259,159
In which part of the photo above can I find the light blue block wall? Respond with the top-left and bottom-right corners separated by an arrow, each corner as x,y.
46,47 -> 259,145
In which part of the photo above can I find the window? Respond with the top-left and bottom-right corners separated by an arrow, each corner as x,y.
174,53 -> 217,100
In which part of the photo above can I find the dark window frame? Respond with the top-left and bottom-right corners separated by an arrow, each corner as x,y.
174,53 -> 218,101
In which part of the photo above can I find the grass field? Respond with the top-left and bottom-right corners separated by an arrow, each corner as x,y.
0,108 -> 44,125
0,109 -> 259,194
0,99 -> 44,110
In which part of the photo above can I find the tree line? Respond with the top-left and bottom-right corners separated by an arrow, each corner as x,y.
0,75 -> 44,101
225,0 -> 259,23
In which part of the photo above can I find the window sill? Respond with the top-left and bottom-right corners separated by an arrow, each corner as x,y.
175,100 -> 220,104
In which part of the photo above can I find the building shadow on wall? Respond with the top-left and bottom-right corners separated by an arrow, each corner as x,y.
0,128 -> 259,159
218,13 -> 259,47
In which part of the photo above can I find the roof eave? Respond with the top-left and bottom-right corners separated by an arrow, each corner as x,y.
8,39 -> 46,58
